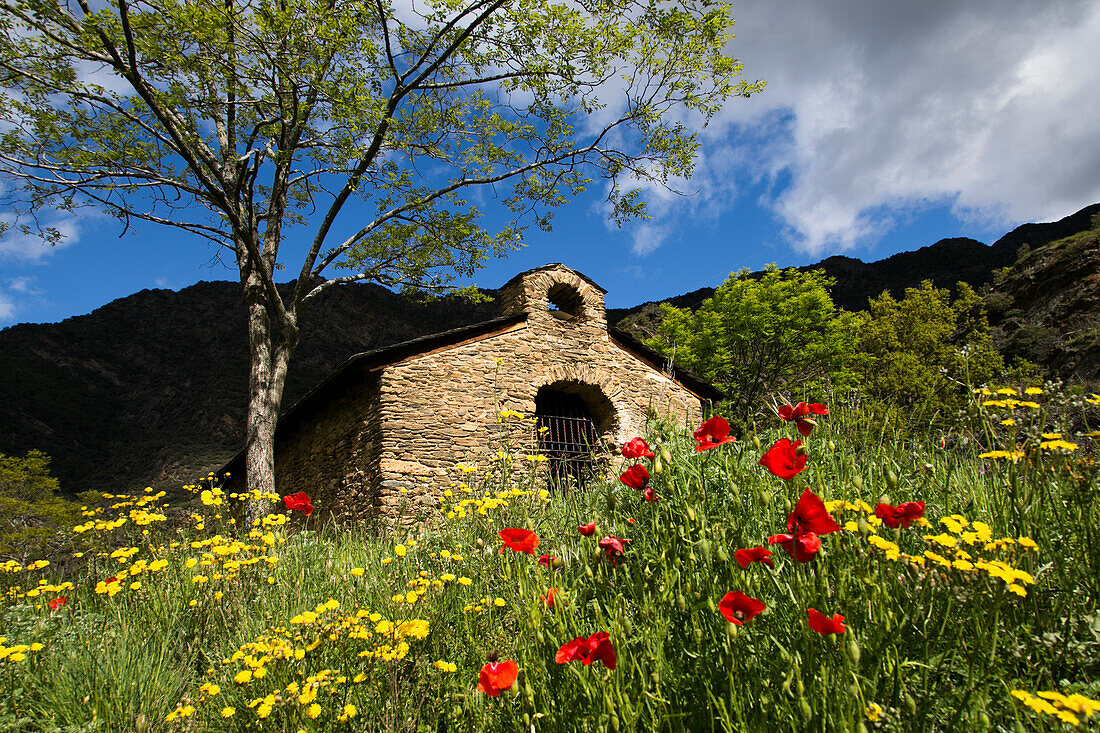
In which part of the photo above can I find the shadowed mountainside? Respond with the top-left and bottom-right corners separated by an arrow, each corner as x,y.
2,204 -> 1098,495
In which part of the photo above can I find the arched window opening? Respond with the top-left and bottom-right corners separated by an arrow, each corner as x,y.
535,383 -> 613,489
547,282 -> 585,320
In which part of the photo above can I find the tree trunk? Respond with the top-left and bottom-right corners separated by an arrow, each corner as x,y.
242,276 -> 294,524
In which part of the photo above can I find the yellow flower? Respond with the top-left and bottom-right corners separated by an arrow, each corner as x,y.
234,670 -> 253,684
350,567 -> 364,576
221,707 -> 235,718
864,703 -> 883,722
433,660 -> 458,672
458,577 -> 472,586
493,597 -> 506,607
306,703 -> 321,719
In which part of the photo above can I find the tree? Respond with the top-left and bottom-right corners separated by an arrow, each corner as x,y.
0,450 -> 80,558
856,280 -> 1003,424
0,0 -> 761,510
647,267 -> 864,425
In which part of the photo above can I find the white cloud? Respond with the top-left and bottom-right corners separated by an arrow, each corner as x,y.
0,212 -> 80,262
617,0 -> 1100,256
0,276 -> 43,323
726,0 -> 1100,254
0,290 -> 14,322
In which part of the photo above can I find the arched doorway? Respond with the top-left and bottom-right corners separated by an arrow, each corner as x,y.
535,383 -> 614,489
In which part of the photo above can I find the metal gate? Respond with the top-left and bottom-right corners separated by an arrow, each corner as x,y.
535,389 -> 601,489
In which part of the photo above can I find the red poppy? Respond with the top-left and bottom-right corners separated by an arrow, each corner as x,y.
786,488 -> 842,536
537,554 -> 559,568
767,530 -> 823,562
734,546 -> 774,569
642,486 -> 659,503
626,517 -> 636,523
540,587 -> 566,607
48,596 -> 68,611
718,591 -> 766,625
619,464 -> 650,490
578,521 -> 596,536
555,631 -> 617,670
598,535 -> 630,567
759,438 -> 808,480
693,416 -> 737,451
874,501 -> 926,529
778,402 -> 830,437
477,660 -> 519,696
499,528 -> 539,555
621,437 -> 655,459
807,608 -> 846,635
283,491 -> 314,517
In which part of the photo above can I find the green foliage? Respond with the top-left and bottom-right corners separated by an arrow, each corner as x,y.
0,451 -> 81,559
856,281 -> 1003,427
646,267 -> 864,425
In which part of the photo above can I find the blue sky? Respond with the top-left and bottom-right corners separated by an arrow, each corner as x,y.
3,0 -> 1100,322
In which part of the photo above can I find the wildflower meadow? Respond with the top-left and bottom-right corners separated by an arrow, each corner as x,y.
2,386 -> 1099,732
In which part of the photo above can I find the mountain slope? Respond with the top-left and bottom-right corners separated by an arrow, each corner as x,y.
2,204 -> 1098,494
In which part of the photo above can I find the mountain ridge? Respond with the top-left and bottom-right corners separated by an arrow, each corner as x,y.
3,203 -> 1098,494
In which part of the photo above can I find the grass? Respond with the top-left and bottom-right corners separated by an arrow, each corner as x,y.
2,387 -> 1099,732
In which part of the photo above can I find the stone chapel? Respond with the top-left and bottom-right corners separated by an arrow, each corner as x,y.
223,264 -> 721,521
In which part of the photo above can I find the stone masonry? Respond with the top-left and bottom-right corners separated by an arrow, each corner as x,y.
231,264 -> 718,523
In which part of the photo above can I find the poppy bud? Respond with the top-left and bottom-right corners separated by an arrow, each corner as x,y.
653,454 -> 663,474
610,714 -> 620,732
856,722 -> 869,733
693,627 -> 703,645
846,637 -> 861,665
716,545 -> 729,563
760,491 -> 772,507
476,538 -> 485,549
978,712 -> 991,730
852,475 -> 864,490
726,623 -> 739,640
781,673 -> 793,695
676,595 -> 687,613
551,556 -> 563,569
686,506 -> 697,522
799,699 -> 812,722
706,596 -> 717,614
828,440 -> 837,452
795,443 -> 809,458
857,514 -> 870,536
797,678 -> 805,697
536,630 -> 545,645
585,565 -> 595,580
661,446 -> 672,464
752,435 -> 761,450
1014,720 -> 1027,733
885,469 -> 899,491
622,618 -> 633,636
905,694 -> 917,715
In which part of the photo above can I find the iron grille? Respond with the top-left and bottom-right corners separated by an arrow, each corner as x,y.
535,390 -> 603,489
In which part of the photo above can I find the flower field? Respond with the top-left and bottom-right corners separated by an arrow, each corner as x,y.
2,388 -> 1100,732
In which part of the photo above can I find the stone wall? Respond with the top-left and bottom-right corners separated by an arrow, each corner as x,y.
248,264 -> 709,524
372,265 -> 704,519
267,369 -> 383,522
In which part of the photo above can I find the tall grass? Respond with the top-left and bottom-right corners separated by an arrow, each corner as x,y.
1,387 -> 1098,732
